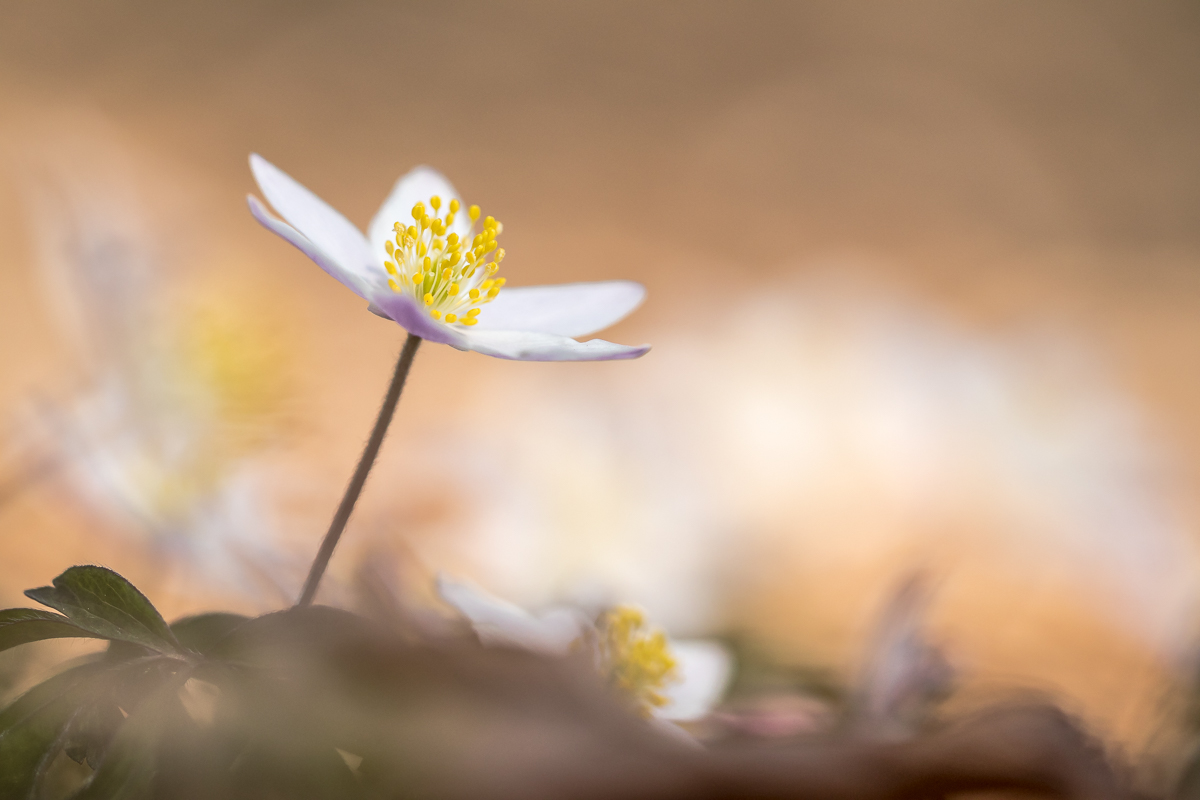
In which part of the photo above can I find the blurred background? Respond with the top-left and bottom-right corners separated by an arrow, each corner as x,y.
1,0 -> 1199,769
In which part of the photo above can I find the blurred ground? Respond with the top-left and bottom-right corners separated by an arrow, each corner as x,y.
1,0 -> 1199,759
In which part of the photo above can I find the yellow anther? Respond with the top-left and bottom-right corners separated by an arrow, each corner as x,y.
381,197 -> 510,328
495,222 -> 503,234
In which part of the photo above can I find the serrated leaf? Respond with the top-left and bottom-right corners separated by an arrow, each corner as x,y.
170,612 -> 249,656
0,608 -> 100,653
26,566 -> 179,654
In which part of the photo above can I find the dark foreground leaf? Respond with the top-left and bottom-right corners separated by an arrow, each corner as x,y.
26,566 -> 179,654
0,662 -> 111,798
0,608 -> 100,653
170,613 -> 250,656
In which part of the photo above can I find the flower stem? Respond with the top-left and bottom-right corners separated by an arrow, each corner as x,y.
296,333 -> 422,607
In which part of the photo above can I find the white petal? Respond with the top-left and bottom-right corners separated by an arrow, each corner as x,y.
248,196 -> 373,300
473,281 -> 646,337
656,640 -> 733,722
249,154 -> 380,288
436,573 -> 584,656
368,293 -> 470,347
462,329 -> 650,362
367,166 -> 473,265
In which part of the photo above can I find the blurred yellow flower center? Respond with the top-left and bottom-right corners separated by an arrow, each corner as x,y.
597,605 -> 678,715
382,195 -> 505,326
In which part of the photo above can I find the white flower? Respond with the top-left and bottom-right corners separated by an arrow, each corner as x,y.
247,156 -> 649,362
435,574 -> 731,723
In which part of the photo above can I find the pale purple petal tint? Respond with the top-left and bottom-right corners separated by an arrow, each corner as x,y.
463,329 -> 650,361
369,293 -> 468,348
249,155 -> 379,287
247,196 -> 373,300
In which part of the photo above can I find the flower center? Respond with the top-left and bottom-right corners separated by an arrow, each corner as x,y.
382,195 -> 505,326
597,605 -> 678,715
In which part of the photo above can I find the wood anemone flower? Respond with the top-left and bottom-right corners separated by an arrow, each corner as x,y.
248,155 -> 649,361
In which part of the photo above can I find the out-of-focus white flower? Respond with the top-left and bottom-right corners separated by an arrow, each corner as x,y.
436,574 -> 731,724
14,158 -> 292,589
247,155 -> 648,362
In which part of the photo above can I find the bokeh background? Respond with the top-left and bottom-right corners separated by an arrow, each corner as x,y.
2,0 -> 1199,767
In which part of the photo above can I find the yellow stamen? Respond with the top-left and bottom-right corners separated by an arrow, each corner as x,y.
382,194 -> 507,327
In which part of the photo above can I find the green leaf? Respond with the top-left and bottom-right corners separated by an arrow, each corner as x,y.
0,662 -> 111,798
0,608 -> 100,653
170,612 -> 249,656
70,668 -> 193,800
26,566 -> 179,654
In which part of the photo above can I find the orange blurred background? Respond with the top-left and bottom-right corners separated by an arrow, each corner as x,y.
1,0 -> 1199,764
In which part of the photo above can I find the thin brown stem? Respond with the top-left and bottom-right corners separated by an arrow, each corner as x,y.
296,334 -> 421,607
